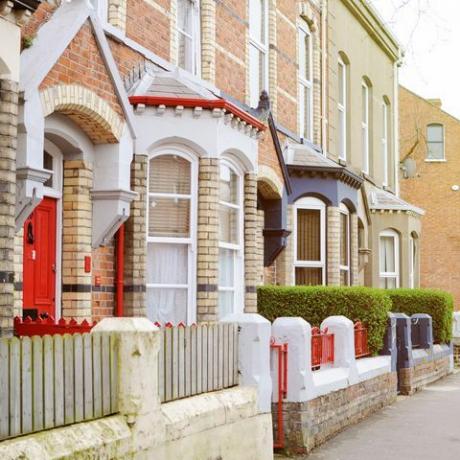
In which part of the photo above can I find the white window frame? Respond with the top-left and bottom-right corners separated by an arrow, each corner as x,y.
298,20 -> 313,142
338,57 -> 347,161
218,159 -> 245,318
176,0 -> 201,76
249,0 -> 269,108
146,149 -> 198,324
96,0 -> 108,24
382,100 -> 389,186
293,197 -> 326,285
426,123 -> 445,162
361,80 -> 370,174
339,203 -> 350,286
379,229 -> 400,289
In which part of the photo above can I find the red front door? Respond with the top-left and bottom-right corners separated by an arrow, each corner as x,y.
23,197 -> 57,318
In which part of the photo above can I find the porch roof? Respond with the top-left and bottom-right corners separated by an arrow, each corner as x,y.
367,184 -> 425,216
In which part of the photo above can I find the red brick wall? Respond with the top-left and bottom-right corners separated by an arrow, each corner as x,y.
399,86 -> 460,308
92,242 -> 116,321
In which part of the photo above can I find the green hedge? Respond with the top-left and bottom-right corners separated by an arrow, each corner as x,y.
257,285 -> 392,354
387,289 -> 453,344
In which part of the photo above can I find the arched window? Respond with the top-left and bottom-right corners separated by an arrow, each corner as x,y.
379,229 -> 399,288
361,79 -> 371,174
337,54 -> 348,160
294,197 -> 326,286
218,161 -> 244,318
339,203 -> 350,285
146,152 -> 197,324
426,124 -> 444,160
249,0 -> 268,107
299,19 -> 313,141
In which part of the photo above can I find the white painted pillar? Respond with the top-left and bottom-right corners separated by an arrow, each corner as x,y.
92,317 -> 165,453
272,317 -> 315,402
222,313 -> 272,413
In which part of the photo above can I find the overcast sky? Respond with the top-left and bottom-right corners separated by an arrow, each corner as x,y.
369,0 -> 460,119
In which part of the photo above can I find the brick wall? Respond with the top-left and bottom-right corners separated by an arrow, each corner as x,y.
92,241 -> 115,321
244,173 -> 258,312
275,372 -> 397,456
0,79 -> 19,336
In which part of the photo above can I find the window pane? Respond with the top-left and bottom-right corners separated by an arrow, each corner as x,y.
338,62 -> 344,105
379,277 -> 397,289
219,290 -> 234,319
362,85 -> 368,122
427,142 -> 444,160
380,236 -> 395,272
178,31 -> 193,72
219,248 -> 234,288
340,212 -> 348,266
427,125 -> 443,142
147,243 -> 188,285
362,124 -> 368,171
150,155 -> 191,194
340,270 -> 349,286
147,287 -> 187,324
219,204 -> 239,244
43,151 -> 53,188
219,164 -> 239,204
249,44 -> 263,106
249,0 -> 264,42
177,0 -> 192,34
149,197 -> 190,237
338,108 -> 345,158
303,32 -> 311,81
295,267 -> 322,285
302,86 -> 311,139
297,209 -> 321,262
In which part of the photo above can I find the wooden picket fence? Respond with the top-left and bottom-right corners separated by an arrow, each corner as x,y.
0,332 -> 118,441
158,322 -> 239,403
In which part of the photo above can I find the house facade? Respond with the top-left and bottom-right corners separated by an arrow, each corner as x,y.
1,0 -> 424,335
399,86 -> 459,306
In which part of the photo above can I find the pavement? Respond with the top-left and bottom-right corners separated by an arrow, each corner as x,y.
278,370 -> 460,460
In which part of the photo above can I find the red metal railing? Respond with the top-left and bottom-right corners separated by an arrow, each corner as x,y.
311,326 -> 334,370
14,316 -> 96,337
354,321 -> 370,359
271,338 -> 288,450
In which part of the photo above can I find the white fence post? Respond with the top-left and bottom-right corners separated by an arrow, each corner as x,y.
221,313 -> 272,413
272,317 -> 315,402
92,318 -> 165,452
321,315 -> 358,384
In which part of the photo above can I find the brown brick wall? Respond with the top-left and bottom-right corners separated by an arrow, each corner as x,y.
244,173 -> 258,312
275,372 -> 397,456
399,87 -> 460,307
92,241 -> 115,321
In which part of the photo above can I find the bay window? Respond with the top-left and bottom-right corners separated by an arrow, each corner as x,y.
177,0 -> 200,75
146,153 -> 197,324
339,204 -> 350,286
338,57 -> 347,160
218,162 -> 243,318
379,229 -> 399,289
361,80 -> 370,174
294,197 -> 326,285
299,20 -> 313,141
249,0 -> 268,107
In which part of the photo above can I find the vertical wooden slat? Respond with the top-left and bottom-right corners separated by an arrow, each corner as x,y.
158,328 -> 164,402
43,335 -> 55,429
32,336 -> 44,431
63,334 -> 74,425
185,326 -> 191,397
223,323 -> 229,388
210,324 -> 217,391
217,324 -> 223,390
9,337 -> 21,436
101,334 -> 111,415
110,334 -> 118,413
196,325 -> 202,395
191,326 -> 197,396
202,325 -> 208,393
0,339 -> 8,439
73,334 -> 84,423
83,334 -> 93,420
21,337 -> 32,434
233,323 -> 239,385
228,324 -> 234,387
92,332 -> 102,418
164,327 -> 173,402
172,327 -> 179,400
178,326 -> 185,399
53,335 -> 64,427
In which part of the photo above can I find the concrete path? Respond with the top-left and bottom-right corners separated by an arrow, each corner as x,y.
305,371 -> 460,460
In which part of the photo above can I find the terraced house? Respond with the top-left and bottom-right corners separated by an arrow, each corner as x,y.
0,0 -> 423,335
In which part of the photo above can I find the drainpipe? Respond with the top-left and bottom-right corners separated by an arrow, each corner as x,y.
115,224 -> 125,317
321,0 -> 328,154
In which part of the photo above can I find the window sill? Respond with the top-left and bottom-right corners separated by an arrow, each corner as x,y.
425,159 -> 447,163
